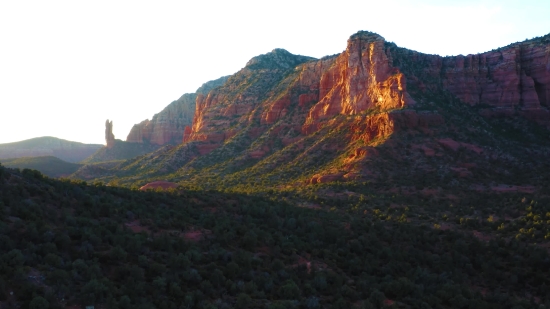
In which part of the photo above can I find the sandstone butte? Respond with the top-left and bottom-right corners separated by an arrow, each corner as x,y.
126,76 -> 229,145
119,31 -> 549,186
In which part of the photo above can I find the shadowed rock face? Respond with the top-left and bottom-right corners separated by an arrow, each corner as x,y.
105,120 -> 115,148
388,34 -> 550,126
126,76 -> 229,145
126,94 -> 195,145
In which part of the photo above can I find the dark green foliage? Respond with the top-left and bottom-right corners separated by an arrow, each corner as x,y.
29,296 -> 49,309
0,164 -> 549,308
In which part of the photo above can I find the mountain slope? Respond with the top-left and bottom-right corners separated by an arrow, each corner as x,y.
0,137 -> 102,163
77,31 -> 550,196
80,139 -> 161,164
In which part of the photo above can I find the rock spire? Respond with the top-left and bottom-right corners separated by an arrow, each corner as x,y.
105,119 -> 115,148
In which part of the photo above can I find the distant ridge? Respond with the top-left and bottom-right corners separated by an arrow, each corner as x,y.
0,156 -> 81,178
0,136 -> 102,163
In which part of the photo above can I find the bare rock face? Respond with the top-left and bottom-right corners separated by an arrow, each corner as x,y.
438,45 -> 549,110
105,120 -> 115,148
184,33 -> 418,155
389,34 -> 550,126
127,94 -> 195,145
184,49 -> 314,146
303,32 -> 415,132
126,76 -> 229,145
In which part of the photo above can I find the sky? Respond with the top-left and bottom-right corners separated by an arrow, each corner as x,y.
1,0 -> 549,145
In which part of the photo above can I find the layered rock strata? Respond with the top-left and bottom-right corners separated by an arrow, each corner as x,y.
388,34 -> 550,125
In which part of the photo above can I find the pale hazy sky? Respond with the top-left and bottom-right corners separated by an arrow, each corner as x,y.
1,0 -> 549,145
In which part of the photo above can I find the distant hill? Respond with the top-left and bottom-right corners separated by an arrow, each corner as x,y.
81,139 -> 161,164
0,155 -> 81,177
0,136 -> 102,163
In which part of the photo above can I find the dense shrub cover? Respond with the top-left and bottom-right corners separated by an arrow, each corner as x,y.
0,164 -> 549,308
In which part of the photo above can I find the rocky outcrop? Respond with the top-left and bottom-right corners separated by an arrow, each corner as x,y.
302,32 -> 415,133
105,120 -> 115,148
184,33 -> 417,154
127,76 -> 229,145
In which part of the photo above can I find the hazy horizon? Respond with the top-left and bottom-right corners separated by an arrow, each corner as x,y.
1,0 -> 549,145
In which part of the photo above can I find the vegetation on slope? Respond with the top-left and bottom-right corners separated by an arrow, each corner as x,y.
1,164 -> 549,308
81,140 -> 161,164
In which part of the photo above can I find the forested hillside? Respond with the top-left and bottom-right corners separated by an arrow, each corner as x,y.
1,164 -> 549,308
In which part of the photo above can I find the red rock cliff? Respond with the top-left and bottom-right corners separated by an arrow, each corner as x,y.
302,32 -> 416,134
178,30 -> 549,175
387,34 -> 550,125
127,76 -> 229,145
183,32 -> 418,154
126,93 -> 196,145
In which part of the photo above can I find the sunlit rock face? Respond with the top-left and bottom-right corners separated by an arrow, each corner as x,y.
301,32 -> 416,135
182,31 -> 550,158
184,33 -> 417,154
126,76 -> 229,145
